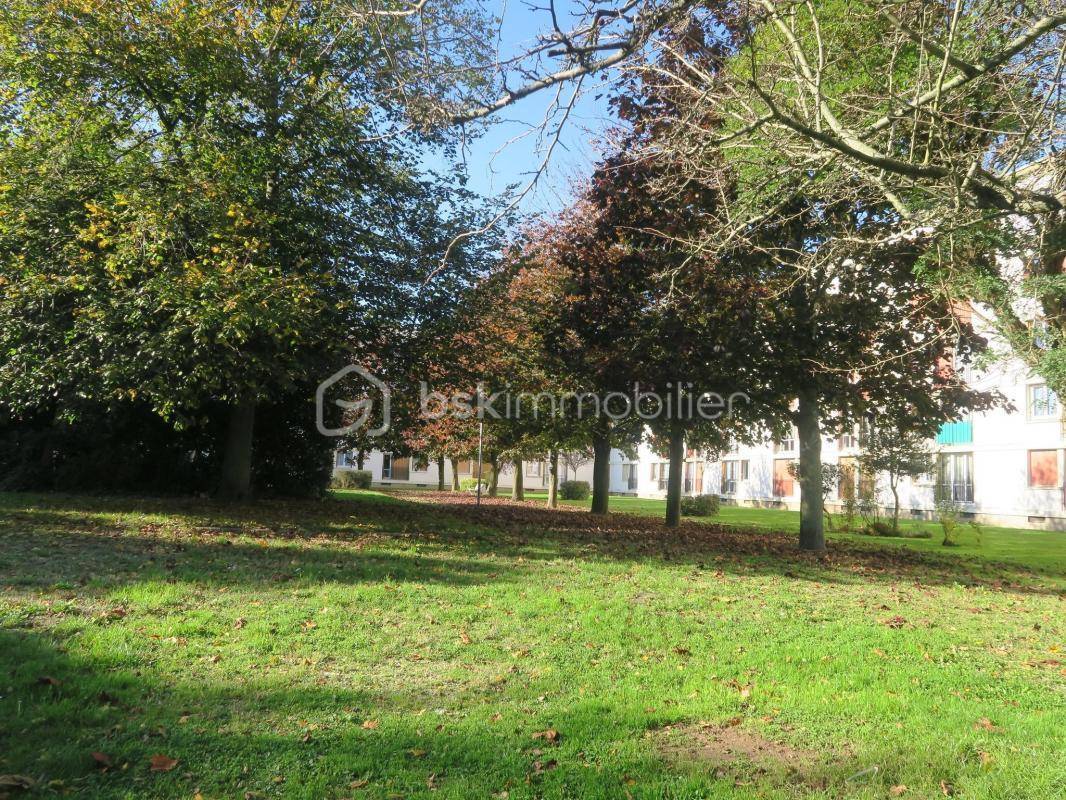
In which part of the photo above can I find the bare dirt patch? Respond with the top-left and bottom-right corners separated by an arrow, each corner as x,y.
652,721 -> 822,784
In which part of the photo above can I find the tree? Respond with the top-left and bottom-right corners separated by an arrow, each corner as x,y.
0,0 -> 495,497
858,426 -> 935,532
530,17 -> 763,526
736,180 -> 1000,550
636,1 -> 1066,398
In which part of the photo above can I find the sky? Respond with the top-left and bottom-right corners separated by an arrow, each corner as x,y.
427,0 -> 620,220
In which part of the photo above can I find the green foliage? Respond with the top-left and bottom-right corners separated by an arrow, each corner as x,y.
863,520 -> 932,539
0,388 -> 334,496
559,480 -> 590,500
0,0 -> 499,494
680,493 -> 720,517
834,494 -> 858,532
331,470 -> 372,490
935,495 -> 963,546
459,477 -> 488,492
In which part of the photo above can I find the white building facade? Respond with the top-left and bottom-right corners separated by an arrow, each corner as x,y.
334,361 -> 1065,530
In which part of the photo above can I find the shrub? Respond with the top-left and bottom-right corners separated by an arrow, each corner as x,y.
899,528 -> 933,539
560,480 -> 590,500
839,495 -> 858,532
460,477 -> 488,492
862,520 -> 932,539
935,495 -> 962,545
863,520 -> 896,536
680,494 -> 720,517
332,470 -> 372,490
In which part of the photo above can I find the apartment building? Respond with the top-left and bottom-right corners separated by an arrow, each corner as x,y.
335,352 -> 1064,529
334,449 -> 595,491
611,356 -> 1065,530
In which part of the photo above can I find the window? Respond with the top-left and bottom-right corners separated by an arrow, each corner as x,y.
773,459 -> 795,497
937,452 -> 974,503
381,454 -> 410,480
525,461 -> 543,477
650,462 -> 669,491
837,457 -> 874,500
621,463 -> 638,490
336,450 -> 359,467
1028,384 -> 1059,419
838,427 -> 858,450
720,460 -> 747,494
774,430 -> 796,453
1028,450 -> 1059,488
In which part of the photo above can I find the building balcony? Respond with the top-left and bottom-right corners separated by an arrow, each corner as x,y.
936,420 -> 973,446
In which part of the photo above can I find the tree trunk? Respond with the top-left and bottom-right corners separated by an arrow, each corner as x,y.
547,449 -> 559,509
449,458 -> 460,492
512,460 -> 524,501
437,455 -> 445,492
891,480 -> 900,531
487,453 -> 500,497
591,431 -> 611,514
219,392 -> 256,501
665,424 -> 684,527
356,450 -> 365,470
796,392 -> 825,551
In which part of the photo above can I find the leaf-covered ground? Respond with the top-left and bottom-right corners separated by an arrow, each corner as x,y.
1,490 -> 1063,799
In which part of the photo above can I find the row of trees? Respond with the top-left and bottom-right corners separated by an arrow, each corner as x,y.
1,2 -> 1058,554
355,11 -> 1001,550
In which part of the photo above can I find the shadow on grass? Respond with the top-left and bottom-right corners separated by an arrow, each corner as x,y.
0,627 -> 866,799
383,492 -> 1066,596
0,490 -> 1061,599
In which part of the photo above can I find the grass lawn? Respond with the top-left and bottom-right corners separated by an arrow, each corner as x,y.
521,492 -> 1066,577
1,490 -> 1064,799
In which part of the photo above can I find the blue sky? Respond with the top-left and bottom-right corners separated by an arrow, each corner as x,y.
433,1 -> 619,219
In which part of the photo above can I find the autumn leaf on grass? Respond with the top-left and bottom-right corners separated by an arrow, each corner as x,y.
531,729 -> 560,743
91,752 -> 113,768
36,675 -> 61,687
349,778 -> 369,789
148,754 -> 178,772
889,786 -> 908,796
940,779 -> 955,796
233,617 -> 247,630
361,719 -> 379,730
974,717 -> 999,732
727,679 -> 753,699
532,759 -> 558,774
459,629 -> 472,645
881,616 -> 907,629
